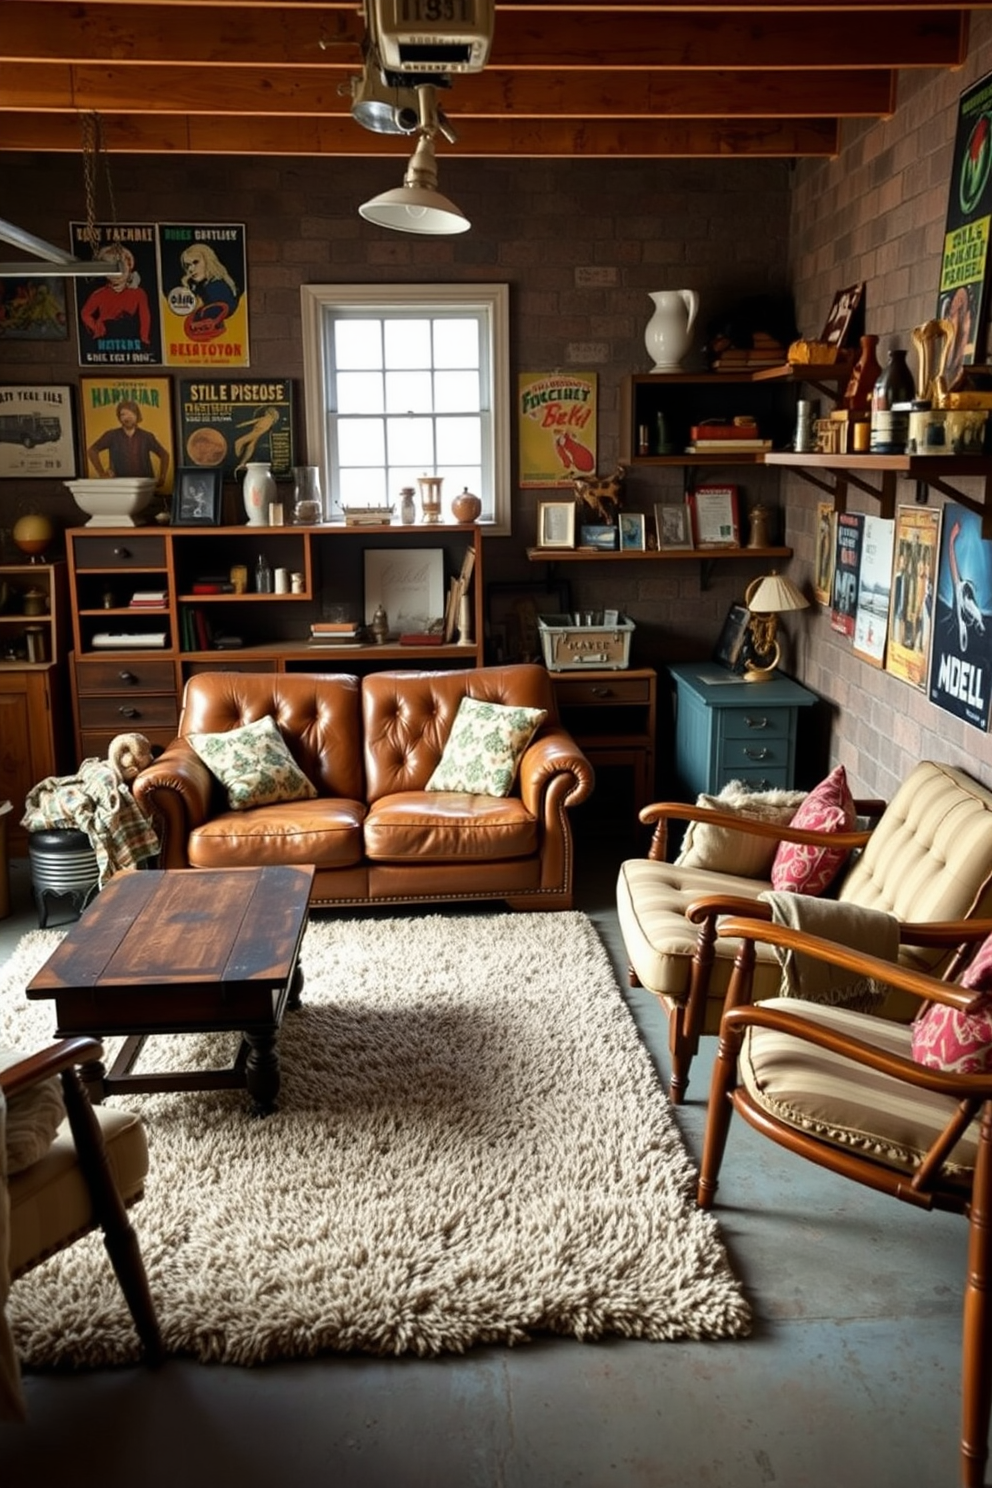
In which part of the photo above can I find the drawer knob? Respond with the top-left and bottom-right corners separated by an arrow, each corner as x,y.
113,546 -> 131,559
591,687 -> 612,698
118,706 -> 139,719
118,670 -> 137,685
743,746 -> 770,761
744,715 -> 769,729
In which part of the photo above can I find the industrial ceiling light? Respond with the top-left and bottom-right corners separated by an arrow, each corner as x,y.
358,84 -> 469,235
344,58 -> 421,135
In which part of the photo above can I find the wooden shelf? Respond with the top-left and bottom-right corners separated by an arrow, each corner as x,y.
526,545 -> 791,562
765,452 -> 992,531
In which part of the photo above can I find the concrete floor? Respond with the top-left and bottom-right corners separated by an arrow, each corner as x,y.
0,799 -> 980,1488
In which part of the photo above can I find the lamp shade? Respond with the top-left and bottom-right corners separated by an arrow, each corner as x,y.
359,133 -> 470,236
745,572 -> 809,615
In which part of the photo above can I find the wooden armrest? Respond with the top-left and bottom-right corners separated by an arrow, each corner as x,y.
0,1037 -> 103,1097
686,895 -> 773,925
637,799 -> 873,864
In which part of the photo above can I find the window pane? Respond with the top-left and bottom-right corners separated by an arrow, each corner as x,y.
385,370 -> 434,414
337,371 -> 384,415
387,416 -> 436,467
384,318 -> 432,369
339,466 -> 387,504
436,416 -> 481,464
435,370 -> 479,412
338,417 -> 384,465
335,320 -> 382,370
434,319 -> 479,368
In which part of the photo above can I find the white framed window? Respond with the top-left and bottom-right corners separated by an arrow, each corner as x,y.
300,283 -> 511,534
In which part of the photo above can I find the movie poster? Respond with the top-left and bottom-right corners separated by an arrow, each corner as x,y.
156,224 -> 249,369
813,501 -> 836,604
885,506 -> 942,691
830,511 -> 863,637
70,222 -> 163,367
178,378 -> 294,477
928,502 -> 992,730
518,372 -> 597,487
78,375 -> 174,497
853,514 -> 895,666
0,384 -> 76,478
937,69 -> 992,389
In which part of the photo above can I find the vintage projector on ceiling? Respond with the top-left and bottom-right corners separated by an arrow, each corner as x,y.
364,0 -> 494,74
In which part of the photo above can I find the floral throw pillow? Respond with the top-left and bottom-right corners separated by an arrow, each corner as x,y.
770,763 -> 856,896
911,931 -> 992,1074
426,698 -> 547,797
187,714 -> 318,812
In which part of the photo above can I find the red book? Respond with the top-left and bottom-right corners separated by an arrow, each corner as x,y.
399,633 -> 444,645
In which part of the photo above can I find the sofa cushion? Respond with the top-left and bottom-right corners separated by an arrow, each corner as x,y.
364,792 -> 539,862
771,765 -> 855,895
0,1049 -> 65,1175
675,782 -> 807,877
186,715 -> 318,811
426,698 -> 547,796
188,798 -> 366,869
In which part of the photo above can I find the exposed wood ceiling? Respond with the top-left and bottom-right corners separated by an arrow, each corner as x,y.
0,1 -> 986,160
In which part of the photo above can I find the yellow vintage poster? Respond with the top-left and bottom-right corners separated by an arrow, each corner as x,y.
79,375 -> 174,496
518,372 -> 597,487
156,223 -> 250,369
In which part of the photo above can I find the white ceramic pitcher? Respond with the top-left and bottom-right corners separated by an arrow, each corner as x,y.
644,290 -> 700,372
242,462 -> 275,527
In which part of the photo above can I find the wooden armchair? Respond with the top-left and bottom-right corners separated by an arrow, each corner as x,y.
2,1036 -> 162,1416
617,760 -> 992,1103
698,914 -> 992,1488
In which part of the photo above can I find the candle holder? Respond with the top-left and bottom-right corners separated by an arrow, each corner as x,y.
417,474 -> 444,524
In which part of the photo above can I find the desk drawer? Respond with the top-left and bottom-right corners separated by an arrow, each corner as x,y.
72,535 -> 167,569
75,658 -> 177,694
719,706 -> 792,741
78,693 -> 179,730
718,734 -> 791,775
553,676 -> 652,706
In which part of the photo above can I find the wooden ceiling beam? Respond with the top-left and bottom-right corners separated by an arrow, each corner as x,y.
0,110 -> 840,157
0,5 -> 965,69
15,0 -> 988,10
0,63 -> 897,120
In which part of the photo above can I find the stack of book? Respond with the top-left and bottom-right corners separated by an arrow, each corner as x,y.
685,420 -> 772,455
309,619 -> 362,647
128,588 -> 167,609
710,332 -> 787,370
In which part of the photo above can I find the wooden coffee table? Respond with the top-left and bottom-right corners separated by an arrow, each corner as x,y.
26,865 -> 314,1115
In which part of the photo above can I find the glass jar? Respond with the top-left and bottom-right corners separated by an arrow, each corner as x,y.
292,465 -> 323,525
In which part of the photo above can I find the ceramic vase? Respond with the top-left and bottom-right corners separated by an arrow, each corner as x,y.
644,290 -> 700,372
242,463 -> 275,527
843,334 -> 882,412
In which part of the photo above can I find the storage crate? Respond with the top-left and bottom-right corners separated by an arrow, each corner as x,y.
538,614 -> 634,671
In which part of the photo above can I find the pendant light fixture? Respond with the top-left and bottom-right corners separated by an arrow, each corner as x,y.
359,84 -> 470,236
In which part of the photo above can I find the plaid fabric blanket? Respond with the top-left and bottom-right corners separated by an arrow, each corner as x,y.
21,759 -> 160,887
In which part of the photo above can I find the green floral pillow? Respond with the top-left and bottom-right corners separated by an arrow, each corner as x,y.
187,714 -> 318,812
426,698 -> 547,797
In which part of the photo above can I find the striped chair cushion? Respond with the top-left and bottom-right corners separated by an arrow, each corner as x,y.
739,998 -> 980,1178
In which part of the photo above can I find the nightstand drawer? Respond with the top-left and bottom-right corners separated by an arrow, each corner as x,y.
718,734 -> 792,775
72,536 -> 167,569
78,693 -> 179,730
553,675 -> 653,707
75,658 -> 177,693
719,706 -> 792,740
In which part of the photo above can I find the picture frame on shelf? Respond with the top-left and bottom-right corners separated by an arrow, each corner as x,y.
363,547 -> 445,634
713,602 -> 750,673
537,500 -> 576,549
687,484 -> 740,548
619,512 -> 646,551
172,466 -> 223,525
654,502 -> 693,551
818,282 -> 866,353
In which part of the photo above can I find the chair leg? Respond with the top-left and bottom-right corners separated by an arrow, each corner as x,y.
60,1067 -> 164,1364
961,1101 -> 992,1488
668,1003 -> 695,1105
696,1024 -> 744,1210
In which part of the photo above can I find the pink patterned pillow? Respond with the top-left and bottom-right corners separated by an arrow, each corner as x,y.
911,932 -> 992,1074
770,764 -> 855,896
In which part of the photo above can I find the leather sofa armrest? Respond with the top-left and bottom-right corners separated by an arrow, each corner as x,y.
517,728 -> 595,813
132,741 -> 215,869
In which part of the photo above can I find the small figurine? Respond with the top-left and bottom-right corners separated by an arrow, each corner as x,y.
371,603 -> 389,644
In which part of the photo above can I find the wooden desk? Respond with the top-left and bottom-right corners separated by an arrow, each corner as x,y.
550,667 -> 657,804
27,865 -> 314,1114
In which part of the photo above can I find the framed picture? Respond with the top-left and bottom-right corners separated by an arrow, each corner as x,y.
179,377 -> 294,478
937,71 -> 992,389
537,500 -> 576,549
619,512 -> 646,551
0,276 -> 68,341
172,466 -> 223,525
713,602 -> 751,673
363,548 -> 445,632
487,579 -> 570,664
0,384 -> 77,478
813,501 -> 837,604
79,375 -> 174,496
819,282 -> 866,351
687,484 -> 740,548
654,503 -> 693,551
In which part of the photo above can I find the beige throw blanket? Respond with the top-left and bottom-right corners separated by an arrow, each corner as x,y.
758,891 -> 900,1011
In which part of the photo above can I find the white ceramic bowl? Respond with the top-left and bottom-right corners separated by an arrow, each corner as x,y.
65,478 -> 157,527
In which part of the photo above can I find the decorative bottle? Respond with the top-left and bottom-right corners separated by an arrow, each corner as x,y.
843,334 -> 882,412
255,553 -> 273,593
242,463 -> 275,527
399,486 -> 417,525
869,349 -> 916,453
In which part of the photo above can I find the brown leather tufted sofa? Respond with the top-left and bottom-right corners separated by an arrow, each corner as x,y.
132,664 -> 595,910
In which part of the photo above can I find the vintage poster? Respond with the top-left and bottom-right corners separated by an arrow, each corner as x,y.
178,378 -> 294,477
830,511 -> 863,637
0,384 -> 76,477
928,502 -> 992,730
518,372 -> 597,487
813,501 -> 836,604
853,514 -> 895,666
78,375 -> 174,496
156,224 -> 249,369
69,222 -> 163,367
885,505 -> 941,691
0,276 -> 68,341
937,69 -> 992,388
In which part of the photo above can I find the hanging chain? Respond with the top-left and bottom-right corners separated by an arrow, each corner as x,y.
79,111 -> 118,252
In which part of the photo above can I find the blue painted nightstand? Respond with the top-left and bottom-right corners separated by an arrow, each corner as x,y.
667,662 -> 818,799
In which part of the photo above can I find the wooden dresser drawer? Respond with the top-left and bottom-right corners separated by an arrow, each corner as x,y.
718,734 -> 792,775
553,675 -> 653,706
73,535 -> 167,569
78,693 -> 179,730
718,705 -> 792,740
75,658 -> 177,694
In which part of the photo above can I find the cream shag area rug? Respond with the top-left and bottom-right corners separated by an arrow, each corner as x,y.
1,911 -> 750,1367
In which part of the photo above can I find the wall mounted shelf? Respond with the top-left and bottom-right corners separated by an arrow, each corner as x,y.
765,452 -> 992,533
526,544 -> 793,590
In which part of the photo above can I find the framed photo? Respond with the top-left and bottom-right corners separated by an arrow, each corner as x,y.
364,548 -> 445,633
0,384 -> 77,477
819,282 -> 865,352
654,502 -> 693,551
172,466 -> 223,525
713,602 -> 750,673
79,375 -> 174,497
619,512 -> 646,551
537,500 -> 576,549
687,484 -> 740,548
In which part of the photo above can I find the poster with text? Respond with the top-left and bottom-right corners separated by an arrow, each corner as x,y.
928,502 -> 992,731
178,378 -> 294,477
0,384 -> 76,478
79,376 -> 174,496
830,511 -> 863,637
156,224 -> 249,368
853,514 -> 895,666
937,69 -> 992,388
70,222 -> 163,367
885,505 -> 942,691
518,372 -> 597,487
813,501 -> 836,604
